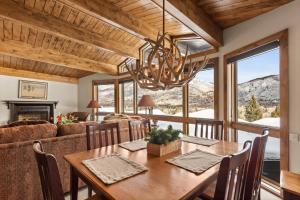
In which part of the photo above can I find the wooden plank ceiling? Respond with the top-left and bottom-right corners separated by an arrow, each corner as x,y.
0,0 -> 293,83
195,0 -> 294,29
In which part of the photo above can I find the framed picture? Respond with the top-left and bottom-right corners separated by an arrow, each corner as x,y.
18,80 -> 48,100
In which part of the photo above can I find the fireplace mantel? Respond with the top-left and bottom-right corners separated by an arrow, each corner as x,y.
3,101 -> 58,123
3,101 -> 58,109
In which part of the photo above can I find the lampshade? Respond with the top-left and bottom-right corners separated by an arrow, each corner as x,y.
138,95 -> 155,107
87,100 -> 101,108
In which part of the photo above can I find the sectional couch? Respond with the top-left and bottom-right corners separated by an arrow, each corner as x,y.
0,119 -> 132,200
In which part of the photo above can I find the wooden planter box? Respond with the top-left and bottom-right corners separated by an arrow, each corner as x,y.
147,140 -> 182,157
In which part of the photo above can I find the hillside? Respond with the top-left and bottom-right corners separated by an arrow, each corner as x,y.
238,75 -> 279,107
99,74 -> 279,115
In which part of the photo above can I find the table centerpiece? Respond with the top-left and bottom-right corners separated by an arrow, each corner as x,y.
146,125 -> 182,157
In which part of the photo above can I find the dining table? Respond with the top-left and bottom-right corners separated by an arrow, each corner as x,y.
64,140 -> 241,200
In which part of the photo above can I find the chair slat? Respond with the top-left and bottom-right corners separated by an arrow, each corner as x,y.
194,119 -> 224,140
128,119 -> 151,141
213,143 -> 251,200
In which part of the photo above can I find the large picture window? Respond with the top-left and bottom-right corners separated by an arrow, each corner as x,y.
121,80 -> 134,113
236,48 -> 280,128
224,30 -> 289,185
97,83 -> 115,113
137,85 -> 183,116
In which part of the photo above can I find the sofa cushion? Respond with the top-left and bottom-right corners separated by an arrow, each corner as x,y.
57,122 -> 97,136
0,124 -> 57,144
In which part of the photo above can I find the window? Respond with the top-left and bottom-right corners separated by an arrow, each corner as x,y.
97,83 -> 115,113
233,48 -> 280,182
236,48 -> 280,128
188,62 -> 216,135
224,30 -> 289,185
121,80 -> 134,113
137,85 -> 183,116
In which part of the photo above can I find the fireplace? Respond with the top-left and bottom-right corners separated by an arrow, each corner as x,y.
4,101 -> 58,123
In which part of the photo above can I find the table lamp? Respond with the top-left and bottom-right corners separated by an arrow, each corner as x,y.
87,100 -> 101,121
138,95 -> 155,115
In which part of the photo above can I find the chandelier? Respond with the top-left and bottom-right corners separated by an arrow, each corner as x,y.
124,0 -> 209,91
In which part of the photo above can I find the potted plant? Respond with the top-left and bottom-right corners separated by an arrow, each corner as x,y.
146,125 -> 182,157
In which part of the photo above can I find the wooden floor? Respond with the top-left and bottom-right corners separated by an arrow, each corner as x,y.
65,187 -> 281,200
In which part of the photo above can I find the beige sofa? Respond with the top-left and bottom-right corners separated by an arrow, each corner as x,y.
0,119 -> 134,200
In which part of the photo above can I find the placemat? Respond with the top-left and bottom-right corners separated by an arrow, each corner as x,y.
82,154 -> 148,184
181,135 -> 219,146
119,140 -> 147,151
166,149 -> 223,175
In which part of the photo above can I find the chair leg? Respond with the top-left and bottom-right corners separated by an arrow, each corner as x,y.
88,186 -> 92,198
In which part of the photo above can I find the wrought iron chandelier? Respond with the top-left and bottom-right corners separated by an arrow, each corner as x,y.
125,0 -> 209,91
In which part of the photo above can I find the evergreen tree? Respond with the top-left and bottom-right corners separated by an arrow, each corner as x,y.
244,95 -> 263,122
271,106 -> 280,117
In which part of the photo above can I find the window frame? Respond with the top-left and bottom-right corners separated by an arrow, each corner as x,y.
119,77 -> 135,114
93,79 -> 118,117
93,57 -> 220,135
223,30 -> 289,173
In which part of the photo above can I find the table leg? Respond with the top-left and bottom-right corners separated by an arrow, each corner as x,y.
70,166 -> 78,200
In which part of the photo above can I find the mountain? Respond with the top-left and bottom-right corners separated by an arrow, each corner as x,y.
238,75 -> 279,107
99,74 -> 279,111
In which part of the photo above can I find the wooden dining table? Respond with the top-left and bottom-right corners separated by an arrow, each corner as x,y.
64,140 -> 241,200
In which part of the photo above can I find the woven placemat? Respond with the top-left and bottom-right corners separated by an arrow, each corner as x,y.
167,149 -> 223,175
181,135 -> 219,146
82,154 -> 147,184
119,140 -> 147,151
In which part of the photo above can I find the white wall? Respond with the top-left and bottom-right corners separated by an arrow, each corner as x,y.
0,75 -> 78,124
217,0 -> 300,172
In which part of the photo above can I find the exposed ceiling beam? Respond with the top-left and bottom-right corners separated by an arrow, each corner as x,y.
61,0 -> 158,41
150,0 -> 223,47
0,40 -> 117,74
0,66 -> 79,84
0,0 -> 138,58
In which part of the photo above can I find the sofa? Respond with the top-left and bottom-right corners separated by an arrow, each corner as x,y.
0,118 -> 137,200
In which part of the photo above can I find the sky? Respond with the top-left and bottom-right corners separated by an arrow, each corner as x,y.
194,48 -> 279,84
237,48 -> 279,83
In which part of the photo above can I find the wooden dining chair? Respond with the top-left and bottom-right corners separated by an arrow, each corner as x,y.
194,119 -> 224,140
86,122 -> 121,150
243,129 -> 269,200
33,141 -> 99,200
86,123 -> 121,197
213,142 -> 251,200
128,119 -> 151,141
198,142 -> 251,200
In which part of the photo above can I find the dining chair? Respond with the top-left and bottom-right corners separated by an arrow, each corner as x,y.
128,119 -> 151,141
199,129 -> 269,200
194,119 -> 224,140
86,123 -> 121,197
213,142 -> 251,200
86,122 -> 121,150
198,141 -> 251,200
243,129 -> 269,200
32,141 -> 99,200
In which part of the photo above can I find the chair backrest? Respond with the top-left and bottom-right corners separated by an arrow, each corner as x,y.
243,129 -> 269,200
194,119 -> 224,140
214,143 -> 251,200
33,141 -> 65,200
86,122 -> 121,150
128,119 -> 151,141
